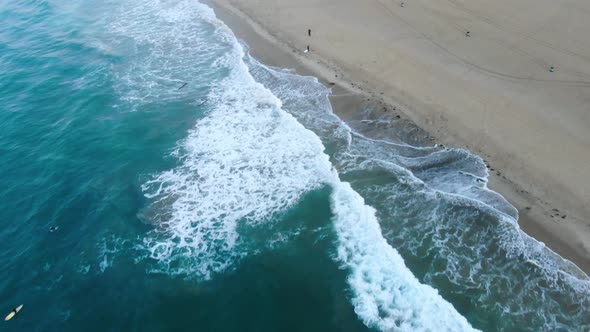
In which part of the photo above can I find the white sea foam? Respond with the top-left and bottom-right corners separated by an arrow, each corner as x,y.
331,181 -> 477,331
140,59 -> 334,277
131,0 -> 336,278
107,0 -> 479,329
106,0 -> 224,109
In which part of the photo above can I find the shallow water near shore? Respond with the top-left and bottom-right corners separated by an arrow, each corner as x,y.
1,0 -> 589,331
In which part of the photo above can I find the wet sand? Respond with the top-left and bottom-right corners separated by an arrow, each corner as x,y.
208,0 -> 590,274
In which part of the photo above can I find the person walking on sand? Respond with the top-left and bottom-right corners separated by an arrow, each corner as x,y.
308,29 -> 311,37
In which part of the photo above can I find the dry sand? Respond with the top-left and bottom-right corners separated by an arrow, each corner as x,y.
208,0 -> 590,274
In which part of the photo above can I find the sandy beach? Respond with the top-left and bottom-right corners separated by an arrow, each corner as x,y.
208,0 -> 590,274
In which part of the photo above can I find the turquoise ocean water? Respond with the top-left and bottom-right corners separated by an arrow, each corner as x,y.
1,0 -> 589,331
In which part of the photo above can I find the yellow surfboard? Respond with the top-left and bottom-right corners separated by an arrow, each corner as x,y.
4,305 -> 23,321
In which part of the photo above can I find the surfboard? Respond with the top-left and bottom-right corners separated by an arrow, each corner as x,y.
5,305 -> 23,321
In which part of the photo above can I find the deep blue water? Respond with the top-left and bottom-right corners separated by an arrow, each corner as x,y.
1,0 -> 589,331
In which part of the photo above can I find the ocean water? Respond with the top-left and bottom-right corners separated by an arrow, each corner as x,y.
0,0 -> 588,331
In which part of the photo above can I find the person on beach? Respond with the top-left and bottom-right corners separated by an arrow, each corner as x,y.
304,45 -> 310,53
308,29 -> 311,37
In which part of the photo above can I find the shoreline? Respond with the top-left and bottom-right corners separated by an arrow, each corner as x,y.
207,0 -> 590,275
